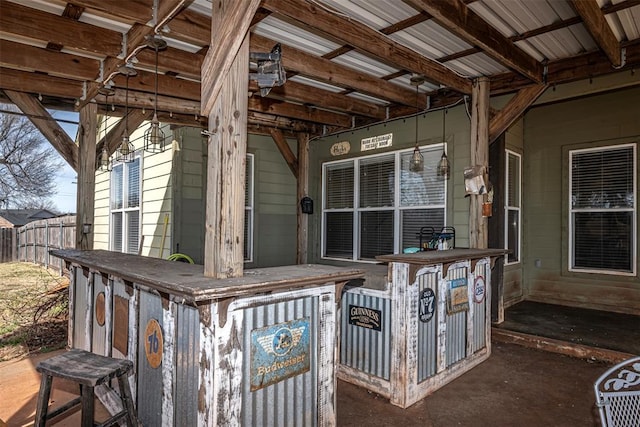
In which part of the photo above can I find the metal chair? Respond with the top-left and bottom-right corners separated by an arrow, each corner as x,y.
594,355 -> 640,426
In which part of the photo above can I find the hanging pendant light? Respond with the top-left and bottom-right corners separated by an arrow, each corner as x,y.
409,75 -> 424,172
98,86 -> 114,172
115,64 -> 136,163
144,34 -> 168,153
437,108 -> 451,180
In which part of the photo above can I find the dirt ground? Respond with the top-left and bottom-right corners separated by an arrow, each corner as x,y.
0,341 -> 609,426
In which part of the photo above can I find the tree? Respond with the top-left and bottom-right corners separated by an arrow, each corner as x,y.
0,107 -> 63,209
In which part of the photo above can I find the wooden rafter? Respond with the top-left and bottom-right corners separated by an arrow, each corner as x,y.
489,84 -> 548,144
570,0 -> 622,67
407,0 -> 543,83
261,0 -> 472,94
269,128 -> 298,177
4,90 -> 78,170
249,97 -> 351,128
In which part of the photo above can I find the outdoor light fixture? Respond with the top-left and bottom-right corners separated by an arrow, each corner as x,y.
144,34 -> 168,153
98,86 -> 114,172
437,108 -> 451,180
115,64 -> 136,163
409,75 -> 424,173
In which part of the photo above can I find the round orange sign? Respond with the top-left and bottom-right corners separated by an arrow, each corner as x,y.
95,292 -> 105,326
144,319 -> 163,369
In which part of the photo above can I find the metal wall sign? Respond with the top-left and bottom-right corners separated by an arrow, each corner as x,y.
419,288 -> 436,323
250,317 -> 311,391
330,141 -> 351,156
144,318 -> 163,369
473,276 -> 486,303
447,277 -> 469,314
361,133 -> 393,151
348,305 -> 382,331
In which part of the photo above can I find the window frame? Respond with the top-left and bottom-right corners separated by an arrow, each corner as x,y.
321,144 -> 448,262
244,153 -> 254,263
504,149 -> 522,265
568,142 -> 637,276
110,156 -> 142,254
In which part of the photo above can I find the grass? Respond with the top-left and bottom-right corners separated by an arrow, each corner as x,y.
0,262 -> 69,361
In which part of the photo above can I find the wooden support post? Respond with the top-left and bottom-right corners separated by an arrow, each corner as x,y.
297,132 -> 309,264
470,77 -> 490,249
76,103 -> 96,250
203,35 -> 250,278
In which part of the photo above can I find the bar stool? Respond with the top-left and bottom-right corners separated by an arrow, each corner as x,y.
34,349 -> 139,427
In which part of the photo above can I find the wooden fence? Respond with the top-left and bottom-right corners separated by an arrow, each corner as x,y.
12,215 -> 76,274
0,228 -> 17,262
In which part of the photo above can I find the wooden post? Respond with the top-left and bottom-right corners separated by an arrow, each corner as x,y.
76,103 -> 96,250
470,77 -> 490,249
297,132 -> 309,264
203,37 -> 250,278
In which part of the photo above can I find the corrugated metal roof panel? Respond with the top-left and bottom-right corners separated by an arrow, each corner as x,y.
331,51 -> 399,78
520,25 -> 597,62
317,0 -> 418,30
446,53 -> 508,78
389,21 -> 472,60
607,3 -> 640,41
345,92 -> 390,106
253,16 -> 341,56
288,75 -> 345,93
389,76 -> 439,93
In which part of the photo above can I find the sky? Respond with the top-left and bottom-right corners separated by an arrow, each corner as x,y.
49,110 -> 78,214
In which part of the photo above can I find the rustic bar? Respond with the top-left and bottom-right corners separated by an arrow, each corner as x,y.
53,249 -> 363,426
338,248 -> 507,408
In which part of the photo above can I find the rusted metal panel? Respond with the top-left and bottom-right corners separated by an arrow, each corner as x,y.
136,291 -> 163,426
72,266 -> 90,351
340,290 -> 392,380
417,269 -> 439,382
241,294 -> 319,426
445,264 -> 468,367
91,272 -> 107,356
471,261 -> 490,353
175,303 -> 199,426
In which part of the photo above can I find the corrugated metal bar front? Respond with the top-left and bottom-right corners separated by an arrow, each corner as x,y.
471,260 -> 489,353
417,268 -> 439,382
340,290 -> 392,381
242,296 -> 318,427
91,272 -> 107,356
72,266 -> 90,350
445,264 -> 468,367
136,290 -> 163,426
174,303 -> 200,426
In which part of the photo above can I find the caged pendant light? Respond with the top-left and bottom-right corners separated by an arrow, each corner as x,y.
98,85 -> 115,172
437,108 -> 451,180
409,75 -> 425,173
115,64 -> 137,163
144,34 -> 168,153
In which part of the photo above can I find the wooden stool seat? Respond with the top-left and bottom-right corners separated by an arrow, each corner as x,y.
34,349 -> 139,427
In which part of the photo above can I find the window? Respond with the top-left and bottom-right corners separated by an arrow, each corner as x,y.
244,154 -> 254,262
505,150 -> 521,264
322,145 -> 446,261
111,157 -> 141,254
569,143 -> 636,275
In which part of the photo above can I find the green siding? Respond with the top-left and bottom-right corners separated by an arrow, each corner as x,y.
523,87 -> 640,314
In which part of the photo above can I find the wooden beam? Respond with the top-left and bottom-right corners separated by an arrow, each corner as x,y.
0,68 -> 83,99
249,97 -> 351,128
489,84 -> 548,144
77,103 -> 96,250
106,88 -> 201,116
570,0 -> 622,67
469,77 -> 489,249
0,40 -> 99,81
407,0 -> 543,83
200,0 -> 261,116
269,128 -> 298,176
296,132 -> 309,265
251,34 -> 424,108
4,90 -> 78,170
111,71 -> 201,101
261,0 -> 472,94
0,0 -> 122,57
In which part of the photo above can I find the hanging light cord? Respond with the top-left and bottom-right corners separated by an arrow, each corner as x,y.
415,85 -> 419,147
124,73 -> 129,135
154,45 -> 159,117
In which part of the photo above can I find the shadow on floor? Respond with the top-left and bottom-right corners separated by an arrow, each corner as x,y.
495,300 -> 640,355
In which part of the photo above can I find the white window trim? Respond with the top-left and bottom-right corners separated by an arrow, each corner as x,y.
568,142 -> 637,276
245,153 -> 254,263
109,156 -> 142,254
504,149 -> 521,266
321,144 -> 448,263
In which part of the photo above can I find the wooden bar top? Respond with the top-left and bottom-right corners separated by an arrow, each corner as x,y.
376,248 -> 508,265
52,250 -> 364,303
